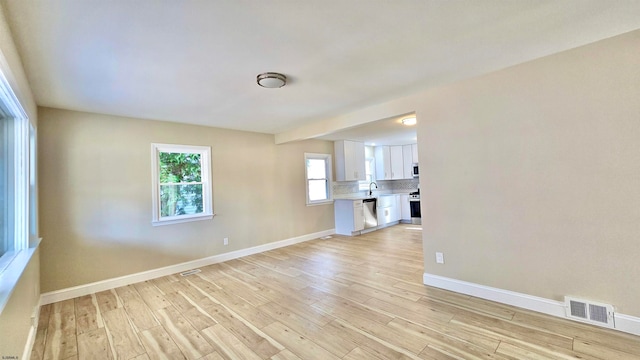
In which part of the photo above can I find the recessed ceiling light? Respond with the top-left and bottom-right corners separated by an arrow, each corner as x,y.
401,117 -> 416,126
257,72 -> 287,88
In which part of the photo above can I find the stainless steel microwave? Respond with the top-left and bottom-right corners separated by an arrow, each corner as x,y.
412,163 -> 419,177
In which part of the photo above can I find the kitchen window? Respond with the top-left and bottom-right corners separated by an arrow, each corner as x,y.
358,157 -> 376,190
304,153 -> 333,205
151,143 -> 213,225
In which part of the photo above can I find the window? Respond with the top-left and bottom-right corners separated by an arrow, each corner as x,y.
305,153 -> 333,205
151,143 -> 213,225
0,76 -> 32,273
358,157 -> 376,190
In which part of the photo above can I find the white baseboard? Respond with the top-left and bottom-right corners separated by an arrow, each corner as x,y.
615,314 -> 640,336
423,273 -> 640,337
22,296 -> 41,360
40,229 -> 334,305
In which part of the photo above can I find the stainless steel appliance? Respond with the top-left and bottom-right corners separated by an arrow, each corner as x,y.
409,191 -> 421,225
363,198 -> 378,229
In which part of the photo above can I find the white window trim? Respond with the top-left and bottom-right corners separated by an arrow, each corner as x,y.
304,152 -> 333,206
0,64 -> 36,315
151,143 -> 213,226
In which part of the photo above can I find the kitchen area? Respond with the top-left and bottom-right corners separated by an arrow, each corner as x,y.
320,114 -> 421,236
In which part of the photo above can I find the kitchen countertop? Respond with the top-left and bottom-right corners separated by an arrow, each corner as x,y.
334,196 -> 376,201
334,192 -> 413,201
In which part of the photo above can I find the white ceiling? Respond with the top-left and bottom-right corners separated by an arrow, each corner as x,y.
4,1 -> 640,138
316,113 -> 417,146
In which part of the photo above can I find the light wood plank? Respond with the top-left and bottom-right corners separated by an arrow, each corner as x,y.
197,298 -> 281,359
198,352 -> 225,360
154,305 -> 214,360
139,326 -> 186,360
77,328 -> 112,360
259,301 -> 356,358
30,327 -> 47,360
325,320 -> 419,360
496,340 -> 603,360
95,290 -> 121,313
262,321 -> 340,360
75,294 -> 103,335
363,295 -> 454,325
200,324 -> 262,360
130,354 -> 151,360
270,349 -> 302,360
38,304 -> 52,329
51,299 -> 75,314
344,346 -> 391,360
102,308 -> 146,359
133,281 -> 171,310
115,285 -> 159,331
573,338 -> 640,360
44,310 -> 77,360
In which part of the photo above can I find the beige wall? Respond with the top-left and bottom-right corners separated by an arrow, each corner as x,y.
0,249 -> 40,356
0,2 -> 40,357
38,107 -> 335,292
418,30 -> 640,317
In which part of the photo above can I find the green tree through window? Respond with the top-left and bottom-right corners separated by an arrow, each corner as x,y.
159,152 -> 204,217
151,143 -> 212,225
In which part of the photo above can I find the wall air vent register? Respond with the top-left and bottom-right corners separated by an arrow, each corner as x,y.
565,296 -> 615,329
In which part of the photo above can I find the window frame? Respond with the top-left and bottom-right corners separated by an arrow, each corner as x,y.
151,143 -> 213,226
0,66 -> 38,315
358,156 -> 376,191
304,152 -> 333,206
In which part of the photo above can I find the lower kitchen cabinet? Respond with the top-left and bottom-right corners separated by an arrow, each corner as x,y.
400,194 -> 411,222
377,194 -> 401,228
334,199 -> 364,236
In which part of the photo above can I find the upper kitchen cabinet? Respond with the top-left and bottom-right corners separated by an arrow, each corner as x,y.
375,145 -> 404,180
402,143 -> 419,178
335,140 -> 366,181
403,144 -> 413,179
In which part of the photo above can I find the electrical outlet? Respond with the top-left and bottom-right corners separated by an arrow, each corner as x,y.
223,237 -> 229,246
435,252 -> 444,264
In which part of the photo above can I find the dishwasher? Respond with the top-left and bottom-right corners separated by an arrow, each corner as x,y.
363,198 -> 378,230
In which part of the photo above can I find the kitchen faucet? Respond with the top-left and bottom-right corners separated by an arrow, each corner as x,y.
368,182 -> 378,197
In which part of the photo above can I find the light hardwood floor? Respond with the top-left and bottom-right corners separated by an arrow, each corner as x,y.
31,225 -> 640,360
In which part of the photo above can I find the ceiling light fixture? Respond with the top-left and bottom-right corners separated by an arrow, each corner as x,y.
401,117 -> 417,126
257,72 -> 287,88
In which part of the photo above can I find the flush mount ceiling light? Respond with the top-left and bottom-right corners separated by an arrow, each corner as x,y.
257,72 -> 287,88
401,117 -> 417,126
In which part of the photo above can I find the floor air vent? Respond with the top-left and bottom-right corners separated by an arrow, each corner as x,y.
565,296 -> 615,328
180,269 -> 201,276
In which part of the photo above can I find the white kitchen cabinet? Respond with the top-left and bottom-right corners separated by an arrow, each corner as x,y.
402,144 -> 413,179
377,194 -> 401,227
334,199 -> 364,235
390,146 -> 404,180
374,145 -> 404,180
395,195 -> 402,222
374,146 -> 391,180
400,194 -> 411,222
334,140 -> 366,181
412,143 -> 419,163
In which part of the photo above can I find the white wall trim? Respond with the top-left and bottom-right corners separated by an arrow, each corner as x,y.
615,314 -> 640,336
22,296 -> 41,360
423,273 -> 640,337
41,229 -> 334,305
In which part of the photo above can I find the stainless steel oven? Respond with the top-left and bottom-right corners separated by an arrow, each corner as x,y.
409,192 -> 421,225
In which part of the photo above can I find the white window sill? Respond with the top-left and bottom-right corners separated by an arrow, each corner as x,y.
0,238 -> 40,316
152,213 -> 214,226
306,200 -> 334,206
